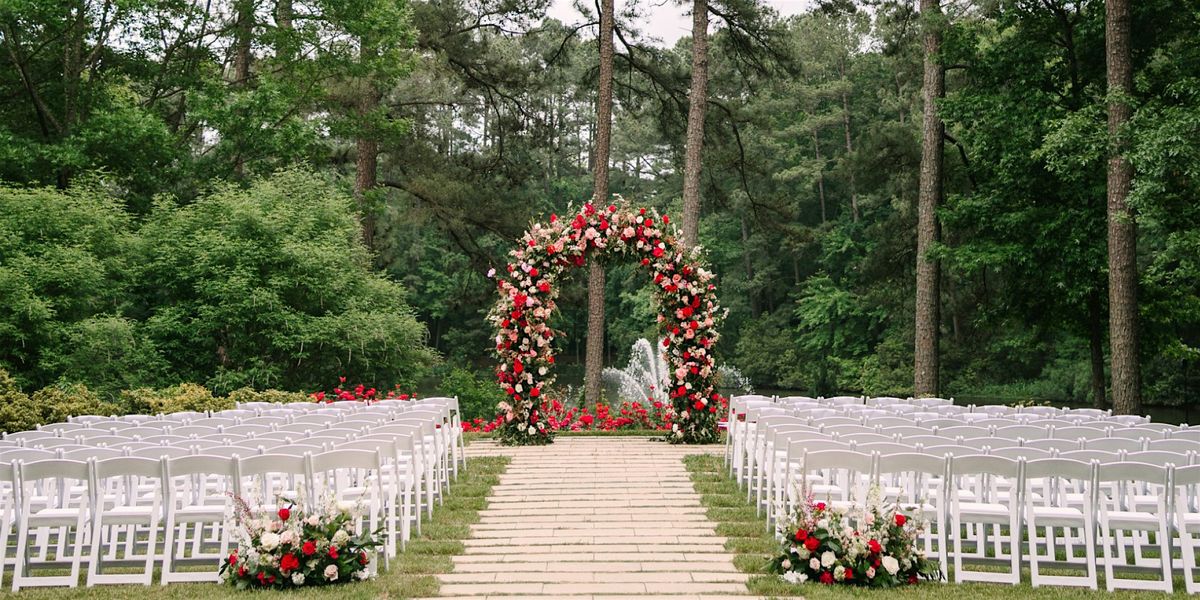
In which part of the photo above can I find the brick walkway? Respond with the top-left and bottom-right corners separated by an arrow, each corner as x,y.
425,436 -> 757,599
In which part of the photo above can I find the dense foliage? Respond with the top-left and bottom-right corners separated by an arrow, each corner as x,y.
0,172 -> 434,399
0,0 -> 1196,411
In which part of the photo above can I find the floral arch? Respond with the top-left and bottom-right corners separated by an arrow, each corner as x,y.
488,200 -> 724,445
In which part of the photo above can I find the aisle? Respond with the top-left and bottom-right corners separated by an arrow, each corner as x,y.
429,436 -> 756,599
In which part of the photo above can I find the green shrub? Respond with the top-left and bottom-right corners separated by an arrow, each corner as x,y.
121,383 -> 235,414
0,371 -> 121,433
439,368 -> 505,422
33,383 -> 123,423
227,387 -> 312,405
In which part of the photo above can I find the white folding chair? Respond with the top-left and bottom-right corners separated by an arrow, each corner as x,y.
11,459 -> 91,590
1024,458 -> 1097,588
307,449 -> 385,572
1096,461 -> 1174,592
1174,464 -> 1200,593
159,455 -> 238,584
874,452 -> 948,576
947,455 -> 1022,584
87,456 -> 164,586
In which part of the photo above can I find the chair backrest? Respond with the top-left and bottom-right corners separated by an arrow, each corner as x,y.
1097,460 -> 1170,485
1146,439 -> 1200,453
4,430 -> 57,441
777,395 -> 817,404
1125,450 -> 1190,466
949,454 -> 1022,478
63,447 -> 124,460
1023,438 -> 1082,452
938,425 -> 991,439
994,425 -> 1050,440
0,448 -> 58,463
169,425 -> 220,437
988,446 -> 1052,460
1058,449 -> 1122,463
93,455 -> 162,480
1083,437 -> 1145,453
164,454 -> 238,478
129,445 -> 193,459
1053,426 -> 1109,440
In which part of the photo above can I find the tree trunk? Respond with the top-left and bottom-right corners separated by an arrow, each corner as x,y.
741,214 -> 759,317
914,0 -> 944,398
60,0 -> 86,187
681,0 -> 709,249
1105,0 -> 1140,415
355,37 -> 380,251
838,60 -> 859,222
812,129 -> 827,224
275,0 -> 294,60
231,0 -> 254,178
584,0 -> 616,407
1088,289 -> 1108,408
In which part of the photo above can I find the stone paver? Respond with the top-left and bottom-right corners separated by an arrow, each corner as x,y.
417,437 -> 769,599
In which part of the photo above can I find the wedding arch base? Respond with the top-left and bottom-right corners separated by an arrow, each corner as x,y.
489,200 -> 725,445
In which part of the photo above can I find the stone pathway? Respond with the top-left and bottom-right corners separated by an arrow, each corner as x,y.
426,436 -> 757,599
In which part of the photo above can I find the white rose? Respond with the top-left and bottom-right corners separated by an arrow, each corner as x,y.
306,515 -> 320,527
809,557 -> 820,570
881,555 -> 900,575
820,551 -> 836,568
781,559 -> 792,570
355,569 -> 370,580
333,530 -> 350,546
336,501 -> 356,514
291,572 -> 305,585
280,530 -> 295,545
796,546 -> 810,559
817,518 -> 830,529
324,564 -> 339,581
783,570 -> 808,584
866,567 -> 876,579
259,532 -> 280,551
834,565 -> 846,581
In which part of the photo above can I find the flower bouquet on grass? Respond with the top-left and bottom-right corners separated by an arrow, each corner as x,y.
220,492 -> 382,589
770,486 -> 942,587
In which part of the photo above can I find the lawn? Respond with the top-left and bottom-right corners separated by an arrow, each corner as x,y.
0,456 -> 511,600
683,453 -> 1192,599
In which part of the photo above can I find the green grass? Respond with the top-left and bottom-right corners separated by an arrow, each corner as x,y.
683,454 -> 1191,599
0,455 -> 510,600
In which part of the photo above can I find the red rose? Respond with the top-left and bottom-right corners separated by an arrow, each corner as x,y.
909,574 -> 919,584
238,566 -> 247,577
895,513 -> 907,527
815,502 -> 827,511
329,545 -> 339,559
845,568 -> 854,580
301,540 -> 316,556
279,553 -> 299,573
359,551 -> 369,565
804,537 -> 820,552
868,539 -> 882,554
228,552 -> 238,565
278,507 -> 290,521
693,401 -> 704,410
795,529 -> 808,541
820,571 -> 834,585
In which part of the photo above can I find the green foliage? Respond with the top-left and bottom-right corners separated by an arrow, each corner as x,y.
438,368 -> 506,422
132,169 -> 437,393
226,387 -> 312,405
121,383 -> 234,415
0,371 -> 120,433
0,183 -> 133,391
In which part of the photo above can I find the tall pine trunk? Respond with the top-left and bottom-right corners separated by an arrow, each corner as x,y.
838,60 -> 859,222
231,0 -> 253,179
1088,290 -> 1108,408
1105,0 -> 1140,415
914,0 -> 944,398
354,33 -> 380,251
584,0 -> 616,407
812,129 -> 827,224
681,0 -> 708,249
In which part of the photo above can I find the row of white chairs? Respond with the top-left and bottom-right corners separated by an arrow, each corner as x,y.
0,397 -> 463,589
777,448 -> 1200,592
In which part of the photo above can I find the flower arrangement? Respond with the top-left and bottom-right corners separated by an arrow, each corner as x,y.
220,494 -> 381,590
487,199 -> 725,445
309,376 -> 416,403
463,397 -> 680,433
771,488 -> 942,587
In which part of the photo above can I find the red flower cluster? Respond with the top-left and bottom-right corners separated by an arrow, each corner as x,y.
310,378 -> 415,404
462,398 -> 679,433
